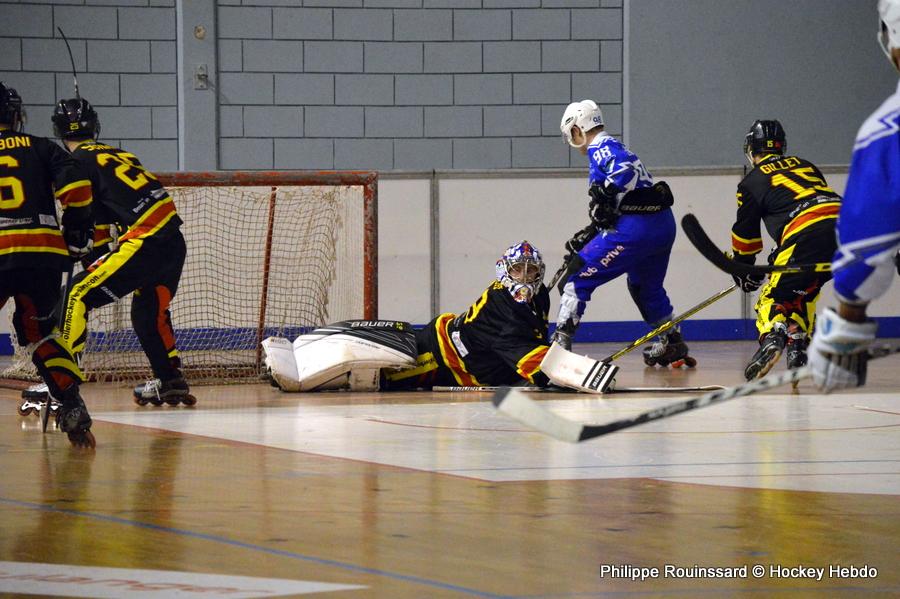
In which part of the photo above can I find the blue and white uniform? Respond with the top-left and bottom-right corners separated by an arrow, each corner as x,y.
832,80 -> 900,304
558,133 -> 676,329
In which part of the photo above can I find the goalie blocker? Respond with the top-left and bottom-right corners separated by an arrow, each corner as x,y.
262,322 -> 618,394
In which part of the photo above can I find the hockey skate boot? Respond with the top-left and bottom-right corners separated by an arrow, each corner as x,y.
744,328 -> 787,381
785,323 -> 809,370
642,330 -> 695,368
133,375 -> 196,407
55,386 -> 95,448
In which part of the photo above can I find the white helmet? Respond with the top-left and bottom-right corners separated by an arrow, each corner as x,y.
560,100 -> 604,148
879,0 -> 900,69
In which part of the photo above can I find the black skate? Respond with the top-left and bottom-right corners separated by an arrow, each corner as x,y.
744,329 -> 787,381
785,331 -> 808,390
56,386 -> 96,449
133,376 -> 196,407
17,383 -> 61,418
642,330 -> 696,368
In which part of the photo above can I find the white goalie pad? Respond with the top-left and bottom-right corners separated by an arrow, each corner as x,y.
540,342 -> 619,394
262,330 -> 416,392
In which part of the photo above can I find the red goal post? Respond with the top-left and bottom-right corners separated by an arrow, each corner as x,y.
1,170 -> 378,385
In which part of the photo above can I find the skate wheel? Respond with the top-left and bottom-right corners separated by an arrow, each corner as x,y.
683,356 -> 697,368
67,429 -> 96,449
18,405 -> 35,417
148,396 -> 165,406
669,359 -> 686,368
164,397 -> 181,406
643,357 -> 656,366
134,396 -> 150,406
182,394 -> 197,406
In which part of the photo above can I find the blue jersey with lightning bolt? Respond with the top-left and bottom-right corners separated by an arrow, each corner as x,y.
587,133 -> 655,193
832,80 -> 900,304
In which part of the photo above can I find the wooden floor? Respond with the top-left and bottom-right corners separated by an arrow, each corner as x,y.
1,340 -> 898,598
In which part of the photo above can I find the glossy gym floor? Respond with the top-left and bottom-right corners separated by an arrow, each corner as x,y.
1,340 -> 898,598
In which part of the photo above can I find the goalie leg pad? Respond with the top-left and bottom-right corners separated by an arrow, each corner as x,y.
261,336 -> 301,391
540,343 -> 619,394
292,334 -> 417,391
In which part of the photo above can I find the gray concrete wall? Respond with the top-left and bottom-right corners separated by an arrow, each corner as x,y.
629,0 -> 893,167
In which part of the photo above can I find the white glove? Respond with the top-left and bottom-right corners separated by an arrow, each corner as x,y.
808,307 -> 877,393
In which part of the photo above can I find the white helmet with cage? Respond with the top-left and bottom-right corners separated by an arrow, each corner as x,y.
879,0 -> 900,70
495,241 -> 545,303
560,100 -> 604,148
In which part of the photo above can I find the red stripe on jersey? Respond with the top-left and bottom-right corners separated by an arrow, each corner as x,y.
119,197 -> 178,242
780,202 -> 840,244
0,229 -> 67,255
434,313 -> 480,387
731,233 -> 763,255
516,345 -> 549,382
55,180 -> 92,208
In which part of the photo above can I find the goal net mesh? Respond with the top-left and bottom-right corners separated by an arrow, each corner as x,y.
1,171 -> 377,385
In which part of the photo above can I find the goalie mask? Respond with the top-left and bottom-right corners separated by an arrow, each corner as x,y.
0,82 -> 25,132
743,119 -> 786,164
496,241 -> 545,303
560,100 -> 604,148
52,97 -> 100,140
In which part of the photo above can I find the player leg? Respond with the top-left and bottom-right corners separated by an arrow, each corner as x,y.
614,211 -> 691,367
8,271 -> 93,446
128,233 -> 194,406
553,232 -> 632,350
748,231 -> 836,380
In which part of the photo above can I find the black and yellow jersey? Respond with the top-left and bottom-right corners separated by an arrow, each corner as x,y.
387,281 -> 551,388
0,129 -> 92,271
69,141 -> 181,243
732,154 -> 841,258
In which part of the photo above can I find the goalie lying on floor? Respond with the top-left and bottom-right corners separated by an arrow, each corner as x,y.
262,241 -> 617,393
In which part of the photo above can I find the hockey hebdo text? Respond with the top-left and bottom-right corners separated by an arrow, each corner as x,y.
599,563 -> 878,582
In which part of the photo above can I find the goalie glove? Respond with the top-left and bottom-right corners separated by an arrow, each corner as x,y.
808,307 -> 877,393
62,224 -> 94,260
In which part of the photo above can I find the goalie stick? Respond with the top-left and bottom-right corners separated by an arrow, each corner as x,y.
681,213 -> 831,276
434,384 -> 725,393
492,341 -> 900,443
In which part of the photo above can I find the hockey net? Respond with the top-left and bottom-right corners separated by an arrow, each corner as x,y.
1,170 -> 377,385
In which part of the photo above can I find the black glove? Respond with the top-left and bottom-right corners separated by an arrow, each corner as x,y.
732,271 -> 766,293
62,225 -> 94,260
588,183 -> 621,229
565,223 -> 598,255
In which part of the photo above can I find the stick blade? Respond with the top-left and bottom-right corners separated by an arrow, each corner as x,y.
492,389 -> 584,443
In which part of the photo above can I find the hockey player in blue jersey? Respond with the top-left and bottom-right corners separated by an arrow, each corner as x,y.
809,0 -> 900,391
552,100 -> 692,367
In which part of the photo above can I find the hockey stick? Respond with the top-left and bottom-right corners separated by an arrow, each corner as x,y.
492,341 -> 900,442
681,213 -> 831,276
434,384 -> 724,393
602,284 -> 736,362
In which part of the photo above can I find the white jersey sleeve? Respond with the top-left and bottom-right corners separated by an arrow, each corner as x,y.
832,80 -> 900,304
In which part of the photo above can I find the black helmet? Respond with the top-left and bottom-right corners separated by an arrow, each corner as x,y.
0,81 -> 25,132
743,119 -> 786,160
52,97 -> 100,140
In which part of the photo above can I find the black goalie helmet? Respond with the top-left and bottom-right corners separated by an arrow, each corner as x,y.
743,119 -> 786,161
52,97 -> 100,140
0,81 -> 25,131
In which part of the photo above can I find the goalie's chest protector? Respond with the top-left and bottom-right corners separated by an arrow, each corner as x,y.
444,283 -> 550,378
